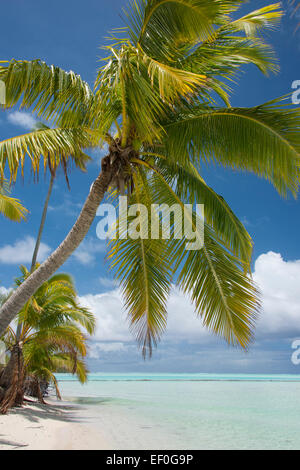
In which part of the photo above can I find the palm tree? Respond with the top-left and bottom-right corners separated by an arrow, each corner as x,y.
0,267 -> 95,413
28,124 -> 62,272
1,123 -> 90,409
0,178 -> 27,221
15,121 -> 89,340
0,1 -> 299,356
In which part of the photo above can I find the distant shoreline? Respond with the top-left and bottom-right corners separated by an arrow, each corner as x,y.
55,372 -> 300,383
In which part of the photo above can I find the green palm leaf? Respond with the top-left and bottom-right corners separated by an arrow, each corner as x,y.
0,0 -> 299,357
2,268 -> 95,389
155,158 -> 253,265
163,98 -> 300,197
0,126 -> 93,182
108,171 -> 172,356
150,169 -> 259,348
0,193 -> 27,222
0,179 -> 28,221
228,3 -> 282,36
125,0 -> 230,61
0,59 -> 94,126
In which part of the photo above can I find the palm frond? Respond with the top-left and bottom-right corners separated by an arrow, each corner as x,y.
0,126 -> 93,182
227,3 -> 282,36
182,36 -> 279,79
107,169 -> 172,357
96,44 -> 167,143
124,0 -> 230,62
150,169 -> 259,348
0,191 -> 28,222
154,158 -> 253,265
139,48 -> 207,103
0,59 -> 94,126
33,325 -> 87,356
163,97 -> 300,197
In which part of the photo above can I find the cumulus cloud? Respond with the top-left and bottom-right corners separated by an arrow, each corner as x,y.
48,194 -> 83,218
99,277 -> 117,289
164,289 -> 210,342
0,236 -> 51,264
7,111 -> 37,130
72,237 -> 106,265
253,251 -> 300,338
73,250 -> 94,265
0,286 -> 11,296
79,289 -> 131,342
79,286 -> 212,349
89,342 -> 128,359
80,252 -> 300,358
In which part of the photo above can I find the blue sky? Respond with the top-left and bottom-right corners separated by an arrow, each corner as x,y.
0,0 -> 300,374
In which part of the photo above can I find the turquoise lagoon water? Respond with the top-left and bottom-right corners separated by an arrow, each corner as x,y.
56,373 -> 300,450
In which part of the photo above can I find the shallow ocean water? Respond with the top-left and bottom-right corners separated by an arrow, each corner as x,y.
56,373 -> 300,450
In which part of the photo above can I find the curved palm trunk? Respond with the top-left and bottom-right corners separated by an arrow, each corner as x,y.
0,162 -> 113,337
7,173 -> 56,410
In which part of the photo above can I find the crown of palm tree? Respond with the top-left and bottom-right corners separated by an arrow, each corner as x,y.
2,267 -> 95,395
0,1 -> 299,356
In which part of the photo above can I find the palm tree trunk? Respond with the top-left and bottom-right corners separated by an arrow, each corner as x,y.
31,172 -> 55,272
0,343 -> 24,414
10,174 -> 55,409
0,162 -> 113,336
15,172 -> 55,342
37,381 -> 47,404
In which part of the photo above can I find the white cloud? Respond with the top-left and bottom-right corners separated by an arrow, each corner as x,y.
164,288 -> 210,342
89,342 -> 127,359
72,237 -> 106,265
253,251 -> 300,337
73,250 -> 94,265
79,251 -> 300,353
0,286 -> 11,296
48,194 -> 83,218
99,277 -> 117,289
79,287 -> 210,346
79,289 -> 131,342
7,111 -> 36,130
97,342 -> 126,352
0,236 -> 51,264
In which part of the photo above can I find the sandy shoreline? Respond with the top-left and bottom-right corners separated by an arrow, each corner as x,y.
0,398 -> 112,450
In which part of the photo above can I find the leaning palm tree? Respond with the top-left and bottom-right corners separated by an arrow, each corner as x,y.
0,178 -> 27,221
0,267 -> 95,413
0,1 -> 299,355
15,121 -> 89,341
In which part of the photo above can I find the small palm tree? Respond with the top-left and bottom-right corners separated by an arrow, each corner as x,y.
0,178 -> 27,221
0,1 -> 299,355
0,267 -> 95,413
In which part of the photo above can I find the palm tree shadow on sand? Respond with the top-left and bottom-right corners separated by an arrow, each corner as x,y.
0,401 -> 83,448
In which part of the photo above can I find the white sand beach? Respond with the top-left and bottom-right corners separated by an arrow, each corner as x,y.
0,399 -> 111,450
